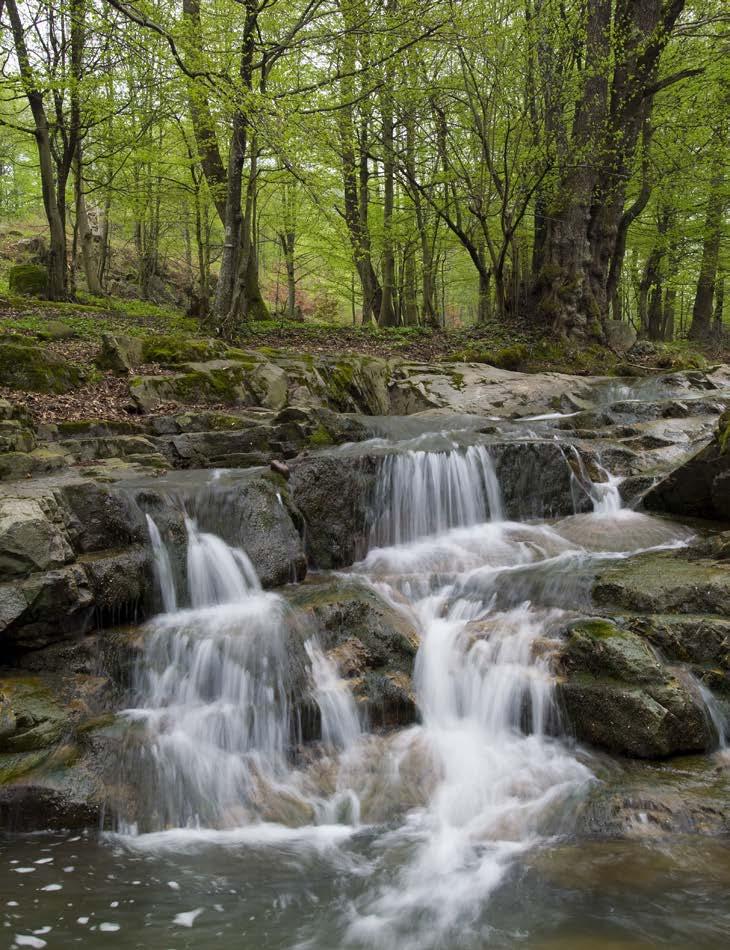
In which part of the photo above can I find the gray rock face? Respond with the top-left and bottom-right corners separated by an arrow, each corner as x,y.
189,475 -> 307,588
0,497 -> 74,577
96,332 -> 144,375
575,757 -> 730,838
0,673 -> 122,830
493,442 -> 578,518
592,551 -> 730,616
289,455 -> 378,569
557,619 -> 715,758
644,412 -> 730,521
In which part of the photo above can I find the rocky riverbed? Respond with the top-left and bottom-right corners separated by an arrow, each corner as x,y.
2,345 -> 730,947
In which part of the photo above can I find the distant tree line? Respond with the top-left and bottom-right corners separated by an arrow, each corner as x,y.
1,0 -> 727,341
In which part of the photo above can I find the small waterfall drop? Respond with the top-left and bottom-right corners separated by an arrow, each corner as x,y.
306,640 -> 362,751
146,514 -> 177,614
370,444 -> 503,547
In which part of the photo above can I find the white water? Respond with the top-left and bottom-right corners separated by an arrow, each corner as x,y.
126,444 -> 707,947
129,517 -> 364,832
370,443 -> 503,546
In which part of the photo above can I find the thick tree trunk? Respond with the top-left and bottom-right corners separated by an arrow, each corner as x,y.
534,0 -> 685,339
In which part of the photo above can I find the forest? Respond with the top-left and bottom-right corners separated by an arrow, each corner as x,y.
0,0 -> 728,345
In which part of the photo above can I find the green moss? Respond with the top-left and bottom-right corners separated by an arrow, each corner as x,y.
141,334 -> 227,365
571,618 -> 623,641
8,264 -> 47,297
718,410 -> 730,455
308,424 -> 334,446
0,341 -> 85,393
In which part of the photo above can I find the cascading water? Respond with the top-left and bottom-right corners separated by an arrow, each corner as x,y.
124,517 -> 364,833
112,442 -> 708,948
370,443 -> 503,546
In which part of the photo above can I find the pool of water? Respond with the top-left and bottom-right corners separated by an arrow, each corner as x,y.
3,829 -> 730,948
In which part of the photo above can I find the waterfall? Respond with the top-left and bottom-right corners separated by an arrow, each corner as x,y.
123,444 -> 695,948
126,520 -> 296,830
184,516 -> 260,607
128,518 -> 366,833
146,514 -> 177,614
306,640 -> 362,751
370,444 -> 503,547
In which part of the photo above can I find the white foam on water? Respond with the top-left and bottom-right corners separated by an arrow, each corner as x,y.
173,908 -> 204,927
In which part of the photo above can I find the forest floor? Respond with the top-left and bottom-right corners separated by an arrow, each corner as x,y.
2,293 -> 728,424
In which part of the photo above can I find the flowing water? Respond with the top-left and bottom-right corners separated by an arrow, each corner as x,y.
3,439 -> 728,949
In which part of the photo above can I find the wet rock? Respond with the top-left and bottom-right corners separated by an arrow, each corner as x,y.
58,480 -> 147,553
0,677 -> 71,752
575,756 -> 730,838
287,578 -> 419,727
492,442 -> 578,518
592,551 -> 730,616
628,614 -> 730,670
80,546 -> 152,624
557,619 -> 715,758
188,474 -> 307,588
289,455 -> 378,568
0,564 -> 94,650
644,411 -> 730,520
0,496 -> 74,578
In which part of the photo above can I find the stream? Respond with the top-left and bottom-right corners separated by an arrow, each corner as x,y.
3,404 -> 730,949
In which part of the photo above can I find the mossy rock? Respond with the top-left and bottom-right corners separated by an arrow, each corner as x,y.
8,264 -> 47,298
35,320 -> 76,341
0,341 -> 85,393
141,334 -> 227,366
0,678 -> 70,754
558,618 -> 715,758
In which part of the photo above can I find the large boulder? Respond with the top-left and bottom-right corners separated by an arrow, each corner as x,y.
289,454 -> 379,568
644,411 -> 730,520
0,341 -> 84,393
189,474 -> 307,587
557,619 -> 715,758
141,334 -> 228,365
8,263 -> 47,297
0,672 -> 123,830
0,496 -> 74,578
129,360 -> 251,412
605,320 -> 637,355
492,441 -> 579,518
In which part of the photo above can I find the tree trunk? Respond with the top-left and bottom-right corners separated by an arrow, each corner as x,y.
7,0 -> 68,298
689,165 -> 725,341
74,146 -> 103,295
378,43 -> 397,327
534,0 -> 686,338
